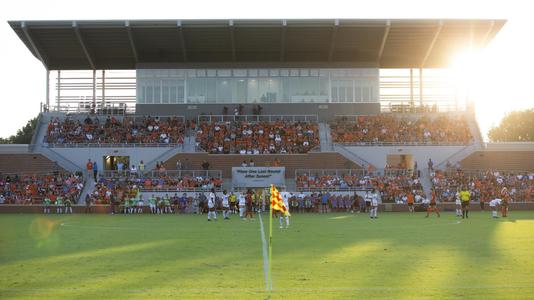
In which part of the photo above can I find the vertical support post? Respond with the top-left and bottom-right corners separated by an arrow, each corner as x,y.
92,69 -> 97,112
45,69 -> 50,111
419,68 -> 423,106
268,185 -> 273,292
101,70 -> 106,108
57,70 -> 61,110
409,68 -> 414,109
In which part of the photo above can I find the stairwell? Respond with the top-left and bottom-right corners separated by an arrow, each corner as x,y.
333,144 -> 370,168
319,123 -> 334,152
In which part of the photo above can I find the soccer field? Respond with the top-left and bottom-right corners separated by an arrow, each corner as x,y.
1,211 -> 534,299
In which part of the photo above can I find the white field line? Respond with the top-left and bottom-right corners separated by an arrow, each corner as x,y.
258,212 -> 270,291
2,284 -> 534,294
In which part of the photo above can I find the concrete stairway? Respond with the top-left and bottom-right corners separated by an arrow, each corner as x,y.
319,123 -> 334,152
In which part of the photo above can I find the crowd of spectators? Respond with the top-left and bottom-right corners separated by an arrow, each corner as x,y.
91,174 -> 222,204
431,169 -> 534,202
296,171 -> 424,203
0,173 -> 84,204
195,120 -> 320,154
330,114 -> 473,145
45,115 -> 186,145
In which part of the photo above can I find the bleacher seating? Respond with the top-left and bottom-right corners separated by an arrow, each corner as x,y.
195,120 -> 320,154
45,115 -> 186,146
0,172 -> 84,204
330,114 -> 473,145
431,169 -> 533,202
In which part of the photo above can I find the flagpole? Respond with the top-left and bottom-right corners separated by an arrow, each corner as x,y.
268,185 -> 273,293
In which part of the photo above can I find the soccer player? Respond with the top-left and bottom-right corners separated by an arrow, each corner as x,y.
489,198 -> 502,218
501,187 -> 510,217
407,192 -> 415,213
245,191 -> 254,220
280,191 -> 290,228
425,190 -> 440,218
459,187 -> 471,219
43,196 -> 51,214
207,189 -> 217,221
455,188 -> 462,217
221,190 -> 230,220
364,191 -> 372,213
370,189 -> 379,219
149,194 -> 157,214
55,196 -> 63,214
137,194 -> 144,214
238,192 -> 246,219
85,194 -> 92,214
64,197 -> 73,214
123,196 -> 130,214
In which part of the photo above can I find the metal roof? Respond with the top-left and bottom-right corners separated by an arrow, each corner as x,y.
8,19 -> 505,70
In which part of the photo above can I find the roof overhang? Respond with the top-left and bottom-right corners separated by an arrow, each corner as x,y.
8,19 -> 506,70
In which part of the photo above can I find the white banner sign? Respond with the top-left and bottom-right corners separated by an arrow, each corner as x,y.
232,167 -> 285,188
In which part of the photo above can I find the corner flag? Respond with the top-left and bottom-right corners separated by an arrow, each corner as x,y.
270,184 -> 290,216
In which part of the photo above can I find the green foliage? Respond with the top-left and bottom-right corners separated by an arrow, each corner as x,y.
489,109 -> 534,142
0,212 -> 534,299
0,116 -> 39,144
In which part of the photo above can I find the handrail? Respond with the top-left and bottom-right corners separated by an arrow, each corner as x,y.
101,169 -> 222,179
334,141 -> 473,147
45,142 -> 184,148
197,114 -> 319,123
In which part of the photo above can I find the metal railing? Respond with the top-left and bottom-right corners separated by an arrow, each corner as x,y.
45,142 -> 184,149
101,169 -> 222,179
197,114 -> 319,123
333,141 -> 472,147
295,168 -> 414,179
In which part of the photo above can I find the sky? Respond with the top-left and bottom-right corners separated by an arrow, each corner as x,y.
0,0 -> 533,140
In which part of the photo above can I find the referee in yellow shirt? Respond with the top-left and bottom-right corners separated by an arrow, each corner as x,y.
459,187 -> 471,219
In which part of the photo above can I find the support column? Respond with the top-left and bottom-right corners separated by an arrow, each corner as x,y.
57,70 -> 61,110
409,68 -> 414,108
419,68 -> 423,106
92,69 -> 96,112
45,69 -> 50,111
101,70 -> 106,108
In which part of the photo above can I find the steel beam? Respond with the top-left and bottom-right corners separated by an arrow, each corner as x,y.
377,20 -> 391,63
421,20 -> 443,68
72,21 -> 96,69
327,20 -> 339,62
229,20 -> 236,61
280,20 -> 287,62
177,21 -> 188,62
20,21 -> 48,69
125,20 -> 139,63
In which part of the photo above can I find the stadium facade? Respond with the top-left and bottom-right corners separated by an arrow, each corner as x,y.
4,18 -> 534,209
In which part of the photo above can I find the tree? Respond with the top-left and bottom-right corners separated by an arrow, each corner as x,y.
0,116 -> 39,144
488,109 -> 534,142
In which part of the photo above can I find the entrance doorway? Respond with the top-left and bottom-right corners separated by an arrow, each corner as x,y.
386,154 -> 414,170
103,156 -> 130,171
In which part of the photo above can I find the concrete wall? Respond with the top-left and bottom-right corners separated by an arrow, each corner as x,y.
51,147 -> 171,173
345,145 -> 466,169
136,103 -> 380,122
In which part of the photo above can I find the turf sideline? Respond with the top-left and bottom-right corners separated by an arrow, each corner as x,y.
258,212 -> 270,291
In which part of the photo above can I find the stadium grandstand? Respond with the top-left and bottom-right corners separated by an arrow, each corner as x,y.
2,18 -> 533,212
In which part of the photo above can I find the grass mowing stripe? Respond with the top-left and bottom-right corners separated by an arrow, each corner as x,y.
258,212 -> 270,292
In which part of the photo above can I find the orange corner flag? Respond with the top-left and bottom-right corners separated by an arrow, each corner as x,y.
270,184 -> 290,216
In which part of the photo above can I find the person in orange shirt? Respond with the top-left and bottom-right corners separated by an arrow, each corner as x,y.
407,192 -> 415,213
425,189 -> 440,218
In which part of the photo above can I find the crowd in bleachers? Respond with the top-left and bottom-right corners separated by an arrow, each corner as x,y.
45,115 -> 186,145
330,114 -> 473,144
0,173 -> 84,204
195,120 -> 320,154
91,174 -> 222,204
296,171 -> 424,203
431,169 -> 534,202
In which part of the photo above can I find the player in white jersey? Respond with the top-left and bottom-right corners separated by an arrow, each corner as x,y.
370,189 -> 379,219
489,198 -> 502,218
279,192 -> 290,229
455,189 -> 462,217
207,189 -> 217,221
221,190 -> 230,220
238,192 -> 246,219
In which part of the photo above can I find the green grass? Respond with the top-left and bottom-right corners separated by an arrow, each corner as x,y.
1,211 -> 534,299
